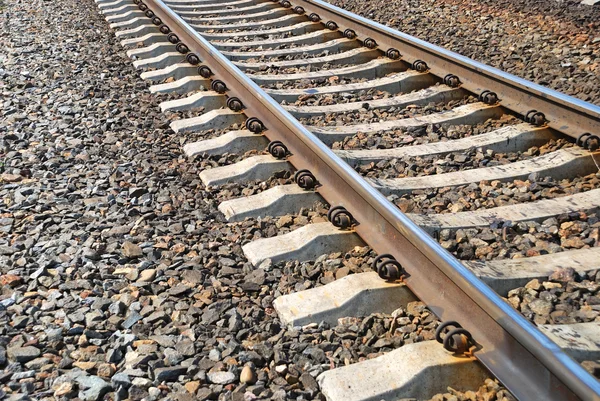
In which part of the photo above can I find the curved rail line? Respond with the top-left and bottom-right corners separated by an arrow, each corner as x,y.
97,0 -> 600,399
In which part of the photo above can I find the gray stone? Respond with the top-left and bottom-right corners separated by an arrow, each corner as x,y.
148,387 -> 161,400
207,371 -> 236,385
153,366 -> 187,382
122,312 -> 142,329
196,388 -> 216,400
128,385 -> 149,401
528,299 -> 553,316
75,375 -> 112,401
7,346 -> 41,363
168,284 -> 190,296
129,187 -> 147,198
181,270 -> 203,285
144,311 -> 169,324
208,349 -> 221,362
111,373 -> 132,388
30,266 -> 47,280
164,348 -> 184,366
46,328 -> 63,342
300,372 -> 319,393
109,301 -> 126,316
11,370 -> 36,380
175,340 -> 195,357
150,335 -> 176,348
24,357 -> 50,370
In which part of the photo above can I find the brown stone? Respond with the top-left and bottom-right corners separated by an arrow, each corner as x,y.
0,274 -> 22,287
171,243 -> 187,254
184,381 -> 200,393
1,173 -> 22,183
53,382 -> 74,397
122,241 -> 143,258
97,363 -> 116,378
73,361 -> 97,371
240,366 -> 257,384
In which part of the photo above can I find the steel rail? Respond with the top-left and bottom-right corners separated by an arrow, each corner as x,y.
291,0 -> 600,142
142,0 -> 600,400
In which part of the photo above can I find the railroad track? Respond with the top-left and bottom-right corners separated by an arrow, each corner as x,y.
95,0 -> 600,399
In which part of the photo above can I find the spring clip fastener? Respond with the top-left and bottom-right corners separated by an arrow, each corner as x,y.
363,38 -> 377,49
326,21 -> 338,30
372,254 -> 403,281
412,60 -> 429,72
479,90 -> 499,105
443,74 -> 461,88
386,48 -> 401,60
435,321 -> 475,355
327,206 -> 354,229
525,109 -> 546,126
294,169 -> 317,189
211,80 -> 227,93
577,133 -> 600,151
227,97 -> 244,112
308,13 -> 321,22
246,117 -> 265,133
197,66 -> 212,78
268,141 -> 288,159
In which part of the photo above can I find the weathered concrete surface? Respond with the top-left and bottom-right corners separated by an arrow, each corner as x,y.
199,156 -> 290,186
274,272 -> 416,327
318,340 -> 487,401
218,185 -> 323,222
242,222 -> 364,266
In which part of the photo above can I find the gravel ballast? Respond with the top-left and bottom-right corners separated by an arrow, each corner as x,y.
3,0 -> 593,398
325,0 -> 600,105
